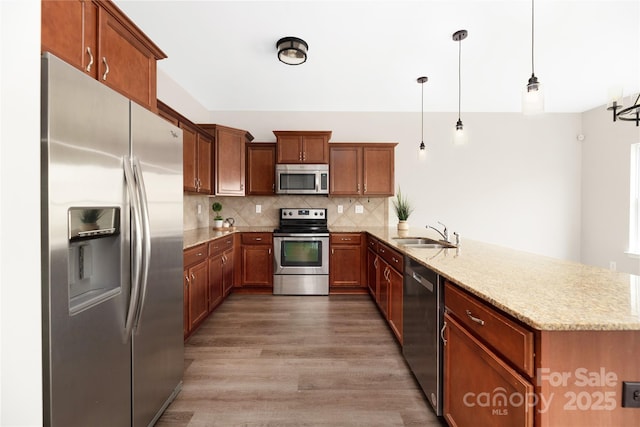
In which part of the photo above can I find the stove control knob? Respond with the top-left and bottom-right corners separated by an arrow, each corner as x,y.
314,212 -> 318,216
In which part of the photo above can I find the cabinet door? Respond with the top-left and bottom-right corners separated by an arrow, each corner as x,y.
216,128 -> 245,195
329,145 -> 362,195
367,249 -> 378,296
246,144 -> 276,195
208,254 -> 223,312
363,146 -> 394,196
222,249 -> 234,296
388,267 -> 403,343
197,132 -> 212,194
276,135 -> 302,163
302,135 -> 329,163
377,263 -> 390,317
97,7 -> 157,110
181,123 -> 198,192
241,245 -> 273,286
444,313 -> 534,427
188,261 -> 209,331
183,269 -> 190,338
330,244 -> 364,288
42,0 -> 98,78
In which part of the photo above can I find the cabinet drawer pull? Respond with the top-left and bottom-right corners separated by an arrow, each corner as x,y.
102,57 -> 109,80
196,252 -> 203,257
441,321 -> 447,346
393,257 -> 399,263
86,47 -> 94,72
254,237 -> 262,241
466,310 -> 485,326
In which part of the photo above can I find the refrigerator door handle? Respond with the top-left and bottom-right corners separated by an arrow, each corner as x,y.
123,155 -> 143,341
132,156 -> 152,332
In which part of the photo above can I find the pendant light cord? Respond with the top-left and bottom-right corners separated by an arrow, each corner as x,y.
458,37 -> 462,121
421,81 -> 424,142
531,0 -> 535,75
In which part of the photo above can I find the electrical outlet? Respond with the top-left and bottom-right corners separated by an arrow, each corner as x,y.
355,205 -> 364,214
197,204 -> 202,214
337,205 -> 343,213
622,381 -> 640,408
256,204 -> 262,213
609,261 -> 617,271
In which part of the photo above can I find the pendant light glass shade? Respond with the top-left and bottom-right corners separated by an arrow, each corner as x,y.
417,76 -> 428,155
522,0 -> 544,114
452,30 -> 468,145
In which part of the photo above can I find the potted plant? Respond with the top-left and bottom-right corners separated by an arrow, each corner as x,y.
211,202 -> 224,228
392,187 -> 413,231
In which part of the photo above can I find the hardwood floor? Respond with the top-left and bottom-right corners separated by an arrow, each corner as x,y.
156,294 -> 446,427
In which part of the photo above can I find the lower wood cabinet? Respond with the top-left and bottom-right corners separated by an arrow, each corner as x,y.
365,235 -> 403,343
443,281 -> 534,427
443,312 -> 534,427
329,233 -> 365,291
240,233 -> 273,288
183,243 -> 208,338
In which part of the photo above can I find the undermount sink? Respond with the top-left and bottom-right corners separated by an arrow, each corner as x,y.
392,237 -> 456,249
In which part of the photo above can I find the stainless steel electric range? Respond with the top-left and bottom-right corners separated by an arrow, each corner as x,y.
273,208 -> 329,295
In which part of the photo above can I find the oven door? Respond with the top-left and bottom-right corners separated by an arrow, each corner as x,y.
273,234 -> 329,275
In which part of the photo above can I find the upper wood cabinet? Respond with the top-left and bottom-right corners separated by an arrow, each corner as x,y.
329,143 -> 396,196
41,0 -> 166,112
246,143 -> 276,195
200,124 -> 254,196
273,131 -> 331,164
158,101 -> 213,194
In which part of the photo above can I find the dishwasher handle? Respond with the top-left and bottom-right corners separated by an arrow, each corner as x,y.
410,270 -> 434,292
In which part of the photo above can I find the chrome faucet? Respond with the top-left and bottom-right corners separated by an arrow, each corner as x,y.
426,221 -> 449,243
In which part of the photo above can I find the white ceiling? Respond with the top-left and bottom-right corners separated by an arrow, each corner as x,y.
116,0 -> 640,113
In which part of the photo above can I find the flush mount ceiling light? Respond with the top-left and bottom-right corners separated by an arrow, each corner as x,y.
522,0 -> 544,114
417,76 -> 428,152
276,37 -> 308,65
607,90 -> 640,127
452,30 -> 468,145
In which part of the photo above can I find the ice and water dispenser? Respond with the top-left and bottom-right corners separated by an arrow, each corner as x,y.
67,207 -> 121,314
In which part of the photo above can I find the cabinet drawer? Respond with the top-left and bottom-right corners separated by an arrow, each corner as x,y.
367,235 -> 378,252
445,282 -> 534,377
208,235 -> 234,256
377,243 -> 403,274
241,232 -> 272,245
184,243 -> 207,267
330,233 -> 362,245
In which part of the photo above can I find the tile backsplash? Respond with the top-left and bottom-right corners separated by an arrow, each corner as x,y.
184,194 -> 389,230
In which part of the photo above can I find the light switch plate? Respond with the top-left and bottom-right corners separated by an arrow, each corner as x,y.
355,205 -> 364,214
337,205 -> 343,213
256,204 -> 262,213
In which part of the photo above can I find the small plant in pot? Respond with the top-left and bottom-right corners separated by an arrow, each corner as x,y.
211,202 -> 224,228
392,187 -> 413,231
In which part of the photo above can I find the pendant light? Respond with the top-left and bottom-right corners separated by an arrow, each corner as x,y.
452,30 -> 468,145
607,88 -> 640,127
417,76 -> 428,153
522,0 -> 544,114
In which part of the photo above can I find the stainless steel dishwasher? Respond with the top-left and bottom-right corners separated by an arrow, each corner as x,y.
403,257 -> 444,416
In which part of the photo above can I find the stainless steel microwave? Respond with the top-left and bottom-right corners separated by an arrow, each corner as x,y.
275,164 -> 329,195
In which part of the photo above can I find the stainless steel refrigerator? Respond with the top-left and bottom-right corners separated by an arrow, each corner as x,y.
41,53 -> 184,427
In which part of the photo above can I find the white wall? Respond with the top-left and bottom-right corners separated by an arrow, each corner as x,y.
0,0 -> 43,425
581,99 -> 640,274
201,110 -> 583,260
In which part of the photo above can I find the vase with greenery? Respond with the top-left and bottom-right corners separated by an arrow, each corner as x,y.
392,187 -> 413,231
211,202 -> 224,228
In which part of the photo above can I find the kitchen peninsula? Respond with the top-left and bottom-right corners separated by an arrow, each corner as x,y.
185,225 -> 640,426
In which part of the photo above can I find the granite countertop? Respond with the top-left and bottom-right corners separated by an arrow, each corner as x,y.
183,226 -> 274,249
183,225 -> 640,331
364,227 -> 640,332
